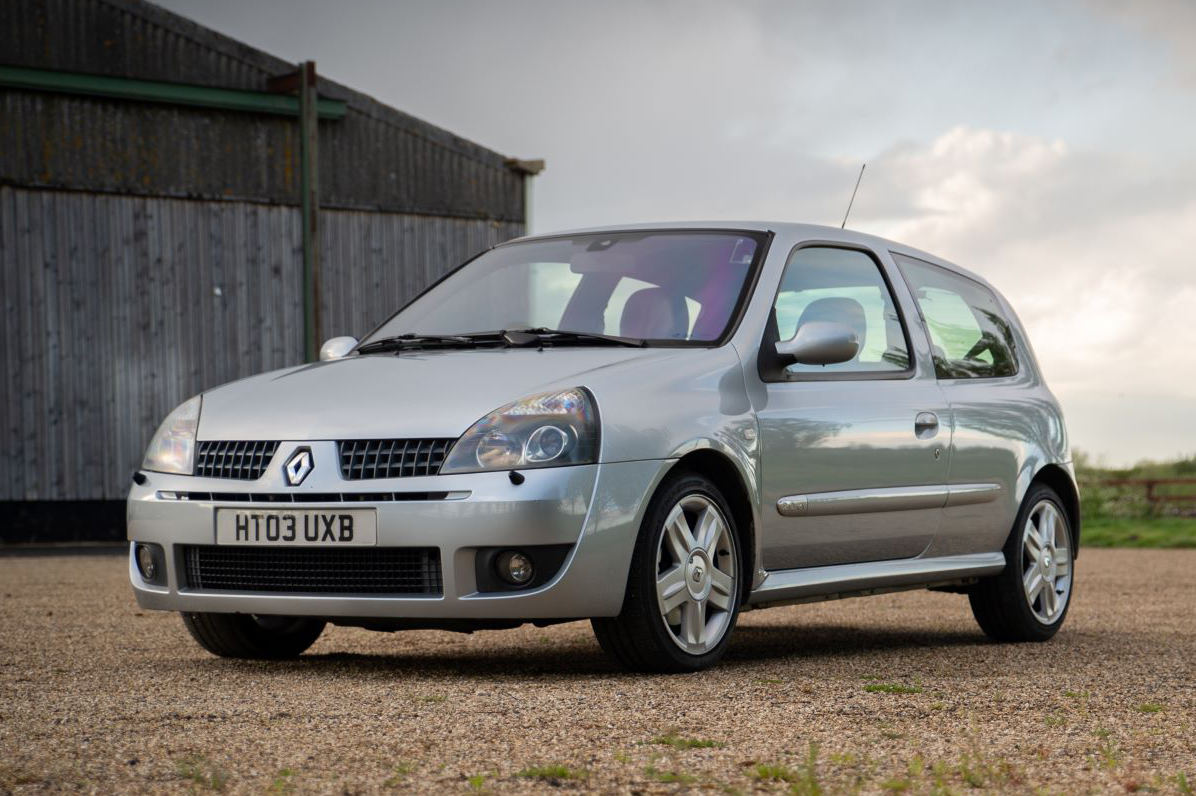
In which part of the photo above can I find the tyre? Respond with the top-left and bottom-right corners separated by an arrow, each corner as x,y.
592,470 -> 743,672
181,612 -> 326,659
969,483 -> 1074,642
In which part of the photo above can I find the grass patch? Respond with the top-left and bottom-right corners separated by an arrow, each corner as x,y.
645,765 -> 697,784
1138,702 -> 1164,713
176,755 -> 228,791
648,729 -> 725,750
517,764 -> 586,782
465,773 -> 486,790
865,683 -> 923,695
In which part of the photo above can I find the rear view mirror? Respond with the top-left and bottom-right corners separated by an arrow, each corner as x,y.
319,336 -> 358,361
775,321 -> 859,366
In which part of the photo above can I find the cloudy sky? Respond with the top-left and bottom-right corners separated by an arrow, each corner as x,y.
160,0 -> 1196,466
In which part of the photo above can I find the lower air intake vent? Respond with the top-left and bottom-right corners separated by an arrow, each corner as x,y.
182,545 -> 442,595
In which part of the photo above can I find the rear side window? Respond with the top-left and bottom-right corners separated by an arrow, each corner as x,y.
894,253 -> 1018,379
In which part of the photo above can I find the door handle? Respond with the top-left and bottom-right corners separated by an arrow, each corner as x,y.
915,411 -> 939,439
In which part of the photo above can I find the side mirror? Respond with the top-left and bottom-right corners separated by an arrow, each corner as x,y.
319,336 -> 358,361
775,321 -> 859,366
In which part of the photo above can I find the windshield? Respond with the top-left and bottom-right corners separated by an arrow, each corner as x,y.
365,230 -> 767,346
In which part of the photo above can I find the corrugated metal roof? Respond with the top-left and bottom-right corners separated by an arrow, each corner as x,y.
0,0 -> 529,221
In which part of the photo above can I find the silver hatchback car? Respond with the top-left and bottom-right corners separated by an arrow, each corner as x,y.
128,222 -> 1078,672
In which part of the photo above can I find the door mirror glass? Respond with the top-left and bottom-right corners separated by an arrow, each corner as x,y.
775,321 -> 860,366
319,336 -> 358,361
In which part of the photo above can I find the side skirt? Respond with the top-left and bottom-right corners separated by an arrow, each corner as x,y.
745,552 -> 1006,610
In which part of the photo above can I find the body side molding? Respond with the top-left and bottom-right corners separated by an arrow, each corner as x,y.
776,482 -> 1002,517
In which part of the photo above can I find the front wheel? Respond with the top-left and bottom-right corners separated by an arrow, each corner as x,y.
969,483 -> 1074,642
592,471 -> 742,672
181,612 -> 326,659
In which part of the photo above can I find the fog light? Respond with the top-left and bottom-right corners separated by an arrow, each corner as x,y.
135,544 -> 156,580
496,550 -> 534,586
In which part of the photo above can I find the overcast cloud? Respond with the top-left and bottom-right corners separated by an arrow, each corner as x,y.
158,0 -> 1196,465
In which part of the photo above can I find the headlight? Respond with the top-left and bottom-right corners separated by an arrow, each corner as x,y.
441,388 -> 599,473
142,395 -> 202,475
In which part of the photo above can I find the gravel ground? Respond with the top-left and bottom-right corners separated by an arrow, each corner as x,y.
1,549 -> 1193,795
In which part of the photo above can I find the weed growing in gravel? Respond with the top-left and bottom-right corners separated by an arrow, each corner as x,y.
757,677 -> 785,684
175,755 -> 227,791
517,764 -> 587,783
864,683 -> 922,694
382,762 -> 416,788
753,763 -> 797,782
788,743 -> 824,796
1175,772 -> 1192,795
645,765 -> 697,784
421,694 -> 447,703
1045,713 -> 1067,727
648,729 -> 725,750
880,778 -> 911,792
267,769 -> 296,794
1063,689 -> 1090,699
1138,702 -> 1164,713
465,773 -> 486,790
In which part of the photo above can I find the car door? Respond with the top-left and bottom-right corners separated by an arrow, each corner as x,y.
756,244 -> 951,570
892,253 -> 1028,556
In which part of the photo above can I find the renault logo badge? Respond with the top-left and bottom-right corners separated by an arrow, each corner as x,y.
284,447 -> 313,486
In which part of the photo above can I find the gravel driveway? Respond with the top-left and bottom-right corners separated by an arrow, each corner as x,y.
1,548 -> 1192,795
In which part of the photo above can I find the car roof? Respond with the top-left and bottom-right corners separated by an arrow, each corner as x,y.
508,220 -> 998,293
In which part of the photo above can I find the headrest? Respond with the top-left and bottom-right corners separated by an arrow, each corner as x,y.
619,287 -> 690,340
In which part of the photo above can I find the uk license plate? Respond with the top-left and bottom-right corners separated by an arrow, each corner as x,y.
215,509 -> 377,546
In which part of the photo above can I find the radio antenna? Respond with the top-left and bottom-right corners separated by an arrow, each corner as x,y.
841,163 -> 866,229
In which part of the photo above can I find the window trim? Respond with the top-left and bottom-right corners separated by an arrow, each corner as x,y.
758,241 -> 917,384
358,228 -> 774,350
890,251 -> 1021,381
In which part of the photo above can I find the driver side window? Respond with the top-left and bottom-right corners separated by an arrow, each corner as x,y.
772,246 -> 911,374
894,253 -> 1018,379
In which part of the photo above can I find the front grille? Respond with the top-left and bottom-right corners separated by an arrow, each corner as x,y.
195,441 -> 279,480
182,545 -> 443,595
338,438 -> 455,479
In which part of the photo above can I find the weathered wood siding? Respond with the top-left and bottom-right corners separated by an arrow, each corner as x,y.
0,186 -> 522,501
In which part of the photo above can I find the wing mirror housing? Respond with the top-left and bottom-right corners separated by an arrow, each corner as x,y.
775,321 -> 860,366
319,336 -> 358,361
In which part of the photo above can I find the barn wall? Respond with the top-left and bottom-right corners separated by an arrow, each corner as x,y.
0,185 -> 521,501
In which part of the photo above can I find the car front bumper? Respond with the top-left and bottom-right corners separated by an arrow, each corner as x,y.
128,447 -> 669,620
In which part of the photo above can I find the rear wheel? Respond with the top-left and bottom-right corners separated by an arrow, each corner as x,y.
181,612 -> 325,659
969,483 -> 1074,642
592,471 -> 742,672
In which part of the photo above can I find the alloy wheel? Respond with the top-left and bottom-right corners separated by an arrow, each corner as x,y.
655,494 -> 738,654
1021,499 -> 1072,624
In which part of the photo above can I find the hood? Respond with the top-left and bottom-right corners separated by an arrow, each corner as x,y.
197,347 -> 682,440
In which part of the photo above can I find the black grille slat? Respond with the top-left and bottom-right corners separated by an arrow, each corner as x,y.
182,545 -> 443,595
195,441 -> 279,480
337,438 -> 455,479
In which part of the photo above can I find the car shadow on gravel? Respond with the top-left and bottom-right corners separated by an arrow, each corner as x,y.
174,623 -> 996,679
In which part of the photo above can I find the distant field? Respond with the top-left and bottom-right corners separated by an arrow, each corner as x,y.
1076,452 -> 1196,548
1082,517 -> 1196,548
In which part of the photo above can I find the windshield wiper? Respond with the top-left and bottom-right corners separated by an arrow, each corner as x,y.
355,333 -> 478,354
504,328 -> 647,348
358,328 -> 647,355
